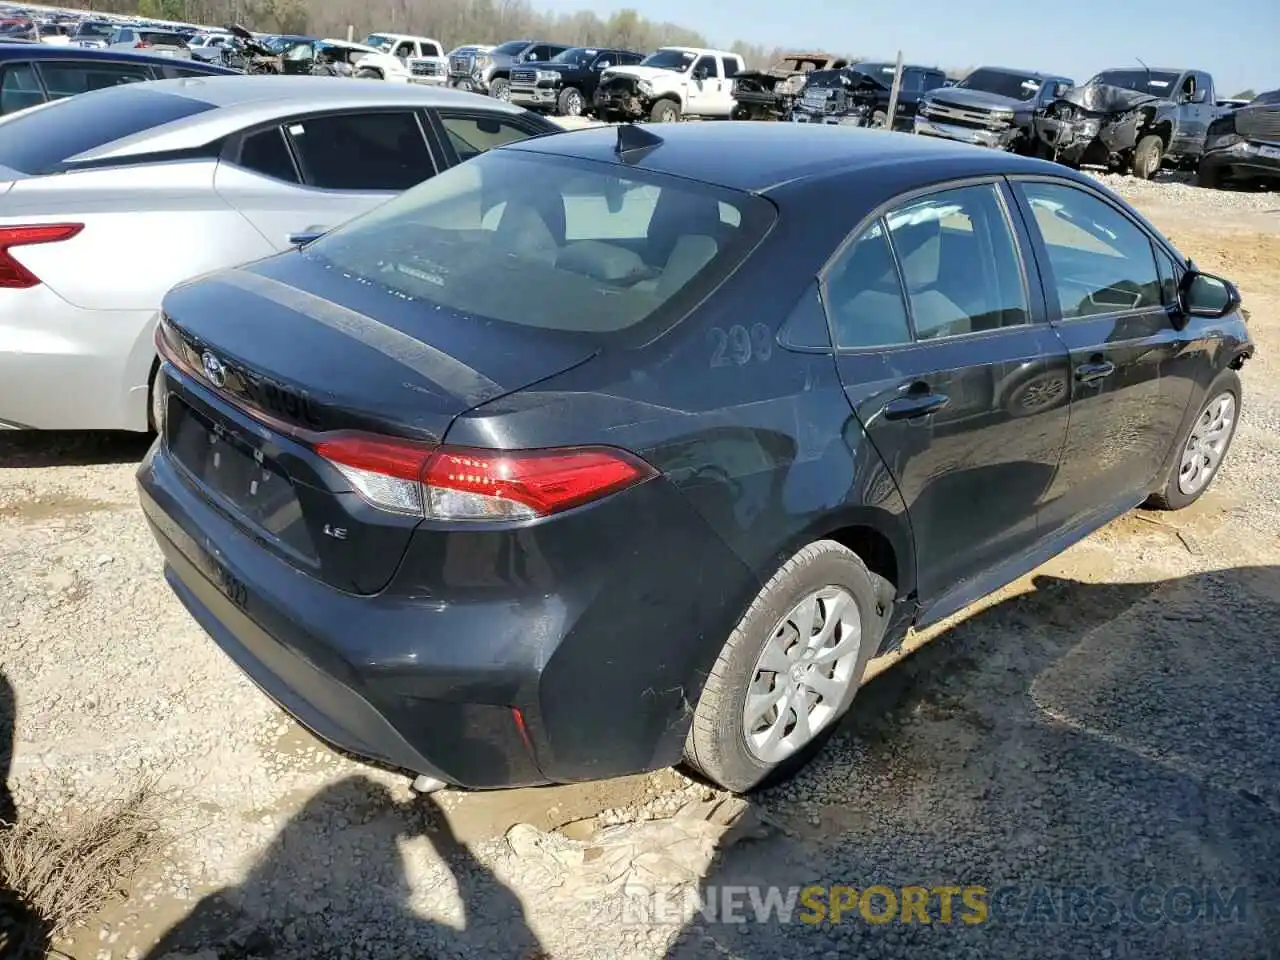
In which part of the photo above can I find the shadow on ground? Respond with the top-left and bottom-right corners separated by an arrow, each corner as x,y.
0,670 -> 53,960
0,431 -> 152,469
143,775 -> 547,960
662,566 -> 1280,958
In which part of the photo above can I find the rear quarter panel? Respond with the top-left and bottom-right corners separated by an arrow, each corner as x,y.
5,159 -> 276,311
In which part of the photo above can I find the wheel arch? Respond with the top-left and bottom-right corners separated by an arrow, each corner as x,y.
775,505 -> 916,601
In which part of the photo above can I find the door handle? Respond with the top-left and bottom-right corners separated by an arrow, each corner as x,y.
1074,359 -> 1115,383
882,392 -> 950,421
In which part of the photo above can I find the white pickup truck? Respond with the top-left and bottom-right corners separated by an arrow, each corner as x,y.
355,33 -> 448,85
593,46 -> 745,122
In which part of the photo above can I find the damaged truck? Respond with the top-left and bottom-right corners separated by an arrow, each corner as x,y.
792,61 -> 948,129
1036,67 -> 1222,179
594,47 -> 745,123
914,66 -> 1074,153
730,52 -> 848,121
1198,89 -> 1280,190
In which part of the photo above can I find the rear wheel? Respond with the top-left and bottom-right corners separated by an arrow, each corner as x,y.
683,540 -> 889,793
1130,134 -> 1164,179
557,86 -> 584,116
650,98 -> 681,123
1145,371 -> 1241,510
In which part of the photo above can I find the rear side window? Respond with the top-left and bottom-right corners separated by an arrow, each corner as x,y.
437,112 -> 533,162
883,184 -> 1028,338
302,150 -> 775,339
0,86 -> 215,175
39,61 -> 153,101
0,63 -> 43,116
285,111 -> 433,191
235,127 -> 299,183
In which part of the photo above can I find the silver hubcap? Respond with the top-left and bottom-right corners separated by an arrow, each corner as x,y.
566,92 -> 582,115
743,587 -> 863,764
1178,391 -> 1235,495
495,83 -> 509,101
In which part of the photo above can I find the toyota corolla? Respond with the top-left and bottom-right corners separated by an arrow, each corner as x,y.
138,123 -> 1252,793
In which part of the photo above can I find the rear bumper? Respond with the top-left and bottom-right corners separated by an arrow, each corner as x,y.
0,285 -> 154,430
137,421 -> 760,788
914,116 -> 1017,149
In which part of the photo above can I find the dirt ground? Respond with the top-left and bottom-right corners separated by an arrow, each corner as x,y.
1,185 -> 1278,959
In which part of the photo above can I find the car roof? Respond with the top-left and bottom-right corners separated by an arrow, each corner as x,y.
967,65 -> 1063,80
506,122 -> 1057,194
0,42 -> 234,71
41,74 -> 527,164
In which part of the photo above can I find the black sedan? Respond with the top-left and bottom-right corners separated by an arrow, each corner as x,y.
138,123 -> 1253,793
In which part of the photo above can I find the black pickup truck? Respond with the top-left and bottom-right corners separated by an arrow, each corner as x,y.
913,66 -> 1074,153
791,61 -> 948,130
508,46 -> 644,116
1198,89 -> 1280,189
1036,67 -> 1223,178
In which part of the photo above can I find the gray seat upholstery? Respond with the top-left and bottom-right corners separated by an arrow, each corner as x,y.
493,201 -> 558,265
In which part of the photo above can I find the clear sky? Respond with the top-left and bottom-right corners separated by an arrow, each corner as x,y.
538,0 -> 1277,98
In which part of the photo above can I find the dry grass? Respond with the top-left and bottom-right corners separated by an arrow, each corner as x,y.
0,783 -> 166,958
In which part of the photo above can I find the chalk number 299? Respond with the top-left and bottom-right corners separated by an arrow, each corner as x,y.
708,323 -> 774,368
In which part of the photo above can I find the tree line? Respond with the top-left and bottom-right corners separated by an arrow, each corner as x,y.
73,0 -> 862,68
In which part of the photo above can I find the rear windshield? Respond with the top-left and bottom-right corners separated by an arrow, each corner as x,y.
0,86 -> 214,175
956,68 -> 1042,101
303,150 -> 774,341
140,30 -> 188,46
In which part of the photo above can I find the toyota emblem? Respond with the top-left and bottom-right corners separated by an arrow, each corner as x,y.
201,350 -> 227,388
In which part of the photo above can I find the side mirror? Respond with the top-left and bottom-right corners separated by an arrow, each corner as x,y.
288,227 -> 328,247
1178,270 -> 1240,319
595,60 -> 610,69
1051,82 -> 1069,98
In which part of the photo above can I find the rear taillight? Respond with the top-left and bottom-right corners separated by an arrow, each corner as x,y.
314,434 -> 656,520
0,223 -> 83,289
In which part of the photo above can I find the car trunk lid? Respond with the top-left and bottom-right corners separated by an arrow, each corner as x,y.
157,255 -> 599,594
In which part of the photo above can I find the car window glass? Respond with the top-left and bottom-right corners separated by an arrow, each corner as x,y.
693,56 -> 718,79
0,86 -> 215,174
392,41 -> 413,58
1154,246 -> 1181,305
236,126 -> 298,183
437,112 -> 532,162
302,150 -> 775,339
885,184 -> 1028,339
1019,181 -> 1163,319
899,69 -> 923,93
826,219 -> 912,349
39,61 -> 153,100
158,64 -> 216,79
286,111 -> 432,191
722,58 -> 739,79
0,63 -> 42,116
593,56 -> 611,69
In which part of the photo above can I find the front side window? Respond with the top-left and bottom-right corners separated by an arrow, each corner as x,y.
1018,181 -> 1162,319
693,56 -> 718,79
286,111 -> 432,191
437,112 -> 533,162
392,41 -> 414,59
300,151 -> 774,339
884,184 -> 1029,339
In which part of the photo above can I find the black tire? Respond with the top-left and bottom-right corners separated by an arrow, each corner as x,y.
650,98 -> 681,123
1145,370 -> 1242,511
557,86 -> 584,117
354,67 -> 380,80
147,361 -> 164,435
870,109 -> 888,129
489,77 -> 510,101
682,540 -> 892,793
1130,134 -> 1164,179
1197,162 -> 1223,190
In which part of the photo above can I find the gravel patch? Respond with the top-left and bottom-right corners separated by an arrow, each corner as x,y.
1,184 -> 1278,958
